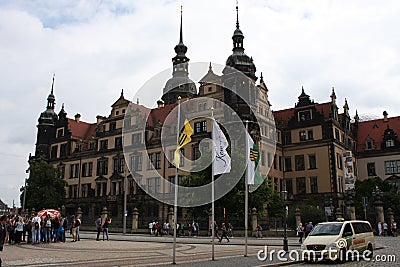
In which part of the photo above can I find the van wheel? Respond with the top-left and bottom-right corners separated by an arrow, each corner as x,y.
366,244 -> 373,259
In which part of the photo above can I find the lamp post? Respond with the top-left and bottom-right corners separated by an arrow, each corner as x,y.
280,190 -> 288,252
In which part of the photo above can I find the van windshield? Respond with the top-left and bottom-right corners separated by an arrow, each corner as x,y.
309,223 -> 343,236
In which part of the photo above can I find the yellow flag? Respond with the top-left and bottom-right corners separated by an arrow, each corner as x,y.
172,119 -> 194,167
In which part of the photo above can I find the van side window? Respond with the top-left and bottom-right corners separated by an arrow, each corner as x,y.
343,223 -> 354,237
352,223 -> 363,234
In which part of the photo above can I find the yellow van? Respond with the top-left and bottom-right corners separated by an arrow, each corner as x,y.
301,220 -> 375,262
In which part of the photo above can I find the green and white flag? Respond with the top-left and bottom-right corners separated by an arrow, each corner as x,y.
246,132 -> 263,190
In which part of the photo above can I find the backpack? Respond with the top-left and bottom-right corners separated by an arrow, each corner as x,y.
46,219 -> 52,227
75,219 -> 81,227
34,222 -> 39,229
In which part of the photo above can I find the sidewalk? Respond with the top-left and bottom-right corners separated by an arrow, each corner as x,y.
78,230 -> 302,247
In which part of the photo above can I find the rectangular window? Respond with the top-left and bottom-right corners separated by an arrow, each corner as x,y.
97,159 -> 108,176
367,162 -> 376,176
284,157 -> 292,172
295,155 -> 305,171
130,154 -> 142,171
81,184 -> 88,198
109,121 -> 116,131
385,160 -> 400,175
115,137 -> 123,149
335,129 -> 340,141
337,153 -> 343,169
296,177 -> 306,194
170,176 -> 183,192
285,179 -> 293,196
179,149 -> 185,167
299,130 -> 307,141
194,121 -> 207,134
60,144 -> 67,157
274,155 -> 277,170
119,158 -> 124,173
58,166 -> 65,179
155,152 -> 161,169
261,150 -> 266,166
69,164 -> 79,178
102,183 -> 107,196
274,177 -> 278,191
113,158 -> 119,173
155,177 -> 161,193
51,146 -> 58,159
131,133 -> 142,145
279,156 -> 283,171
148,154 -> 154,170
308,154 -> 317,169
100,140 -> 108,150
57,128 -> 64,138
310,176 -> 318,193
283,132 -> 292,145
193,147 -> 200,161
299,110 -> 311,121
147,178 -> 154,193
308,130 -> 314,140
267,152 -> 272,168
169,150 -> 175,168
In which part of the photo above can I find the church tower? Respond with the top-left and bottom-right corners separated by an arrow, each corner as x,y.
162,7 -> 197,105
35,75 -> 58,158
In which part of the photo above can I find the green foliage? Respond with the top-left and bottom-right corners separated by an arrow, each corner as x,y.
354,177 -> 400,222
22,157 -> 67,210
287,204 -> 325,229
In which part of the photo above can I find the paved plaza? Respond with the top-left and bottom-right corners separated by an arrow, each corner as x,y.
0,233 -> 397,267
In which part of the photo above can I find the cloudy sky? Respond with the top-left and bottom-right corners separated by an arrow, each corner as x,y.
1,0 -> 399,206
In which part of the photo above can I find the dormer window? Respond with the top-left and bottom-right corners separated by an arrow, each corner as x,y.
298,110 -> 311,122
386,139 -> 395,147
365,136 -> 374,150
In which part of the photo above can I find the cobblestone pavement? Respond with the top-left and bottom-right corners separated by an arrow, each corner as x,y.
0,232 -> 299,267
291,236 -> 398,267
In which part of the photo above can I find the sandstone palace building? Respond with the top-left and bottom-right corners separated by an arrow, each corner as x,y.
31,7 -> 399,228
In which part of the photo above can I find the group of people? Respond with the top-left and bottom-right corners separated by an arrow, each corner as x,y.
148,220 -> 200,237
209,221 -> 234,243
377,221 -> 397,237
0,213 -> 82,246
296,221 -> 314,243
95,215 -> 112,241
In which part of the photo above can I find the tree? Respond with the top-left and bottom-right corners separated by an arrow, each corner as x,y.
21,157 -> 67,210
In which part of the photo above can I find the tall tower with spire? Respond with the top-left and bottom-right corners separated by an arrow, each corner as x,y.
222,3 -> 258,123
36,74 -> 58,157
162,6 -> 197,105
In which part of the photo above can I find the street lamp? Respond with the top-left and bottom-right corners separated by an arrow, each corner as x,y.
280,190 -> 288,252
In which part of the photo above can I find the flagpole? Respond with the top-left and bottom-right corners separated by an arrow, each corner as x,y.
173,96 -> 181,265
244,120 -> 249,257
211,107 -> 215,261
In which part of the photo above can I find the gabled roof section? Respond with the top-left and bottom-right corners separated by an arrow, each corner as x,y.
148,103 -> 177,127
111,89 -> 130,108
67,118 -> 96,141
357,115 -> 400,152
95,175 -> 108,182
199,63 -> 222,84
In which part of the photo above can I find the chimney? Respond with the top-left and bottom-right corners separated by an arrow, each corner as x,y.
74,113 -> 81,123
157,100 -> 164,108
383,111 -> 388,122
96,115 -> 103,125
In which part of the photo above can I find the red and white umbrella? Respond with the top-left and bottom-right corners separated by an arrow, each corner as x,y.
37,209 -> 60,219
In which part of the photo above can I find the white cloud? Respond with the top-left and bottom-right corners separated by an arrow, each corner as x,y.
0,0 -> 400,206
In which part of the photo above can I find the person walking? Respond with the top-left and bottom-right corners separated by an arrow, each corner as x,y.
378,222 -> 382,236
102,218 -> 111,241
218,223 -> 230,243
305,222 -> 313,238
1,215 -> 8,267
296,223 -> 304,243
391,221 -> 397,237
383,222 -> 388,236
95,215 -> 102,241
75,215 -> 81,241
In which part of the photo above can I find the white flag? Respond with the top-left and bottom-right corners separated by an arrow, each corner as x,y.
212,119 -> 231,175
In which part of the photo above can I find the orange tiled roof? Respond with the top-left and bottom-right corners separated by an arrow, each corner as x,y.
356,116 -> 400,152
67,118 -> 96,141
